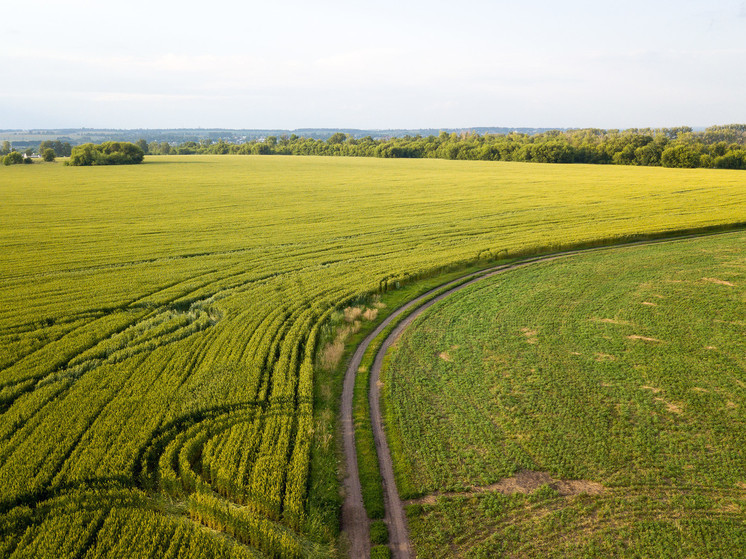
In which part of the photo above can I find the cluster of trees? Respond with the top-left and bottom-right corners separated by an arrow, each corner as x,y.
67,142 -> 145,166
39,139 -> 72,158
1,141 -> 33,163
142,124 -> 746,169
1,140 -> 70,163
2,151 -> 31,165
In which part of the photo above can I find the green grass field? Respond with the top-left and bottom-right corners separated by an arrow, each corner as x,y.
383,231 -> 746,557
0,155 -> 745,557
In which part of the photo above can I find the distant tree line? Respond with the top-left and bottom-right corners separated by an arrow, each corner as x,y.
142,124 -> 746,170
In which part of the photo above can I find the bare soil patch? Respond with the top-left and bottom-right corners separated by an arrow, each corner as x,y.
655,397 -> 683,414
702,277 -> 736,287
438,351 -> 452,362
628,334 -> 664,343
520,327 -> 538,344
595,353 -> 616,362
594,317 -> 635,326
406,470 -> 605,505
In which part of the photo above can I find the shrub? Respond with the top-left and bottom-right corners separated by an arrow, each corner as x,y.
713,150 -> 746,169
68,142 -> 144,166
42,149 -> 56,162
661,145 -> 700,168
3,152 -> 24,165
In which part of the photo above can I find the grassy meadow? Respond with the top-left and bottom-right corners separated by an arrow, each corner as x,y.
0,155 -> 744,557
384,231 -> 746,557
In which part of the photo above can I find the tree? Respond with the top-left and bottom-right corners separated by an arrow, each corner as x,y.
42,148 -> 56,162
67,143 -> 99,166
1,141 -> 11,155
135,139 -> 149,154
3,152 -> 24,165
39,140 -> 72,157
327,132 -> 346,145
661,145 -> 700,168
67,142 -> 144,166
713,150 -> 746,169
634,143 -> 663,166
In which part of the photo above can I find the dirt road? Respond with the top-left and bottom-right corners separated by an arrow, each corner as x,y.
341,255 -> 568,557
342,233 -> 725,558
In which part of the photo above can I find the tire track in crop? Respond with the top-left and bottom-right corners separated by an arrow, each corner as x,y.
343,231 -> 745,558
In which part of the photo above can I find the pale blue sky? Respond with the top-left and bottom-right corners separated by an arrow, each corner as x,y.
2,0 -> 745,129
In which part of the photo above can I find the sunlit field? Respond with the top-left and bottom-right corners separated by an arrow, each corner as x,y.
0,155 -> 744,557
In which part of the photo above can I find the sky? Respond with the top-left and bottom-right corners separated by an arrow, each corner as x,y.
2,0 -> 745,130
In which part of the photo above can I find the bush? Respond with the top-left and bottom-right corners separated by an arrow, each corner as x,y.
68,142 -> 144,166
3,152 -> 24,165
713,150 -> 746,169
661,145 -> 700,168
42,148 -> 56,162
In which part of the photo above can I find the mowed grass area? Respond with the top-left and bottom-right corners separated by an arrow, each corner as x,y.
384,231 -> 746,557
0,155 -> 744,558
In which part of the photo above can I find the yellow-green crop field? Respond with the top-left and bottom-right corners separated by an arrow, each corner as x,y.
0,155 -> 744,558
385,232 -> 746,557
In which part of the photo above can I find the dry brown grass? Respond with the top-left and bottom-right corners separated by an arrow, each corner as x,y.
363,307 -> 379,321
520,327 -> 538,344
641,385 -> 662,393
344,306 -> 363,323
320,339 -> 345,371
628,334 -> 664,343
655,397 -> 683,414
595,353 -> 616,362
595,317 -> 635,326
702,277 -> 736,287
320,320 -> 363,371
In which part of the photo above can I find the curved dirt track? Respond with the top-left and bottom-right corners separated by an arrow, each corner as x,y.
341,254 -> 571,558
341,231 -> 740,558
